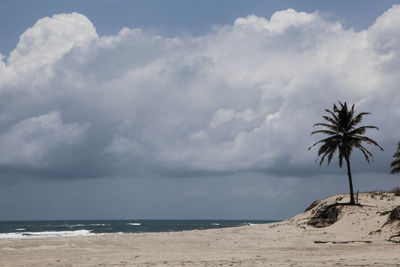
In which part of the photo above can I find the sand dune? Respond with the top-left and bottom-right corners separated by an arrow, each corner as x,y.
1,192 -> 399,266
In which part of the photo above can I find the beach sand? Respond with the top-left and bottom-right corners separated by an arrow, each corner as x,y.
1,192 -> 400,266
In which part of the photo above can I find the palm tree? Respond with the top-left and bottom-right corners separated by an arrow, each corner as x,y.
390,142 -> 400,174
309,101 -> 383,204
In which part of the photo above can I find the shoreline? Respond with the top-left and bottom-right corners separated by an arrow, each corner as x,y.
0,219 -> 276,240
1,192 -> 399,266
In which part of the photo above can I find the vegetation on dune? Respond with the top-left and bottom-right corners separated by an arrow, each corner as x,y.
391,186 -> 400,197
309,101 -> 383,205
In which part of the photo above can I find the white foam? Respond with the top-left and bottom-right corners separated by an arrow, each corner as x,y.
241,223 -> 256,226
90,224 -> 108,226
15,228 -> 26,231
70,224 -> 85,227
127,223 -> 141,226
211,223 -> 220,226
0,230 -> 93,239
0,233 -> 24,239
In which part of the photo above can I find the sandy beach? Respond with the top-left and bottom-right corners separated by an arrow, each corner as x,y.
1,192 -> 400,266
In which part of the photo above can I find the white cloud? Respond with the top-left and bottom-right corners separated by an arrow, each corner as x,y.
209,109 -> 235,128
0,6 -> 400,178
8,13 -> 97,69
234,8 -> 317,33
1,13 -> 97,89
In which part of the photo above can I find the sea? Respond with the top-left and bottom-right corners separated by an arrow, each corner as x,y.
0,219 -> 276,239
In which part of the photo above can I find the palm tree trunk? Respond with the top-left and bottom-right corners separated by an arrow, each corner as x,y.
345,156 -> 355,204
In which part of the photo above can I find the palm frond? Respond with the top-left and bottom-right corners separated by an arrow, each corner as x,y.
324,109 -> 339,122
355,144 -> 373,163
312,123 -> 338,132
338,152 -> 344,168
333,103 -> 340,113
327,145 -> 338,165
348,125 -> 379,135
391,167 -> 400,174
349,112 -> 371,128
353,136 -> 384,151
311,130 -> 339,136
318,145 -> 338,165
322,116 -> 340,127
391,158 -> 400,168
308,135 -> 341,150
390,141 -> 400,174
393,142 -> 400,157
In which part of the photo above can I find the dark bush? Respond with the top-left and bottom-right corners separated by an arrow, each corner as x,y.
307,204 -> 342,228
388,206 -> 400,223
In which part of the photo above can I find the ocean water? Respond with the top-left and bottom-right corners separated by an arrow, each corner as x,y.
0,220 -> 276,239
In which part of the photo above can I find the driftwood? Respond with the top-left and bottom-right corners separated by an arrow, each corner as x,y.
314,240 -> 372,244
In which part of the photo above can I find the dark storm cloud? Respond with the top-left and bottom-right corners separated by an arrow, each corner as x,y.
0,8 -> 400,182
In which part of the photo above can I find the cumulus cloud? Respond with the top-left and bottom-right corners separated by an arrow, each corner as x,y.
7,13 -> 97,72
234,8 -> 317,33
0,7 -> 400,180
0,111 -> 87,167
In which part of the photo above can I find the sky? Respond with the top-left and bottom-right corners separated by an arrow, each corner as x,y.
0,0 -> 400,221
